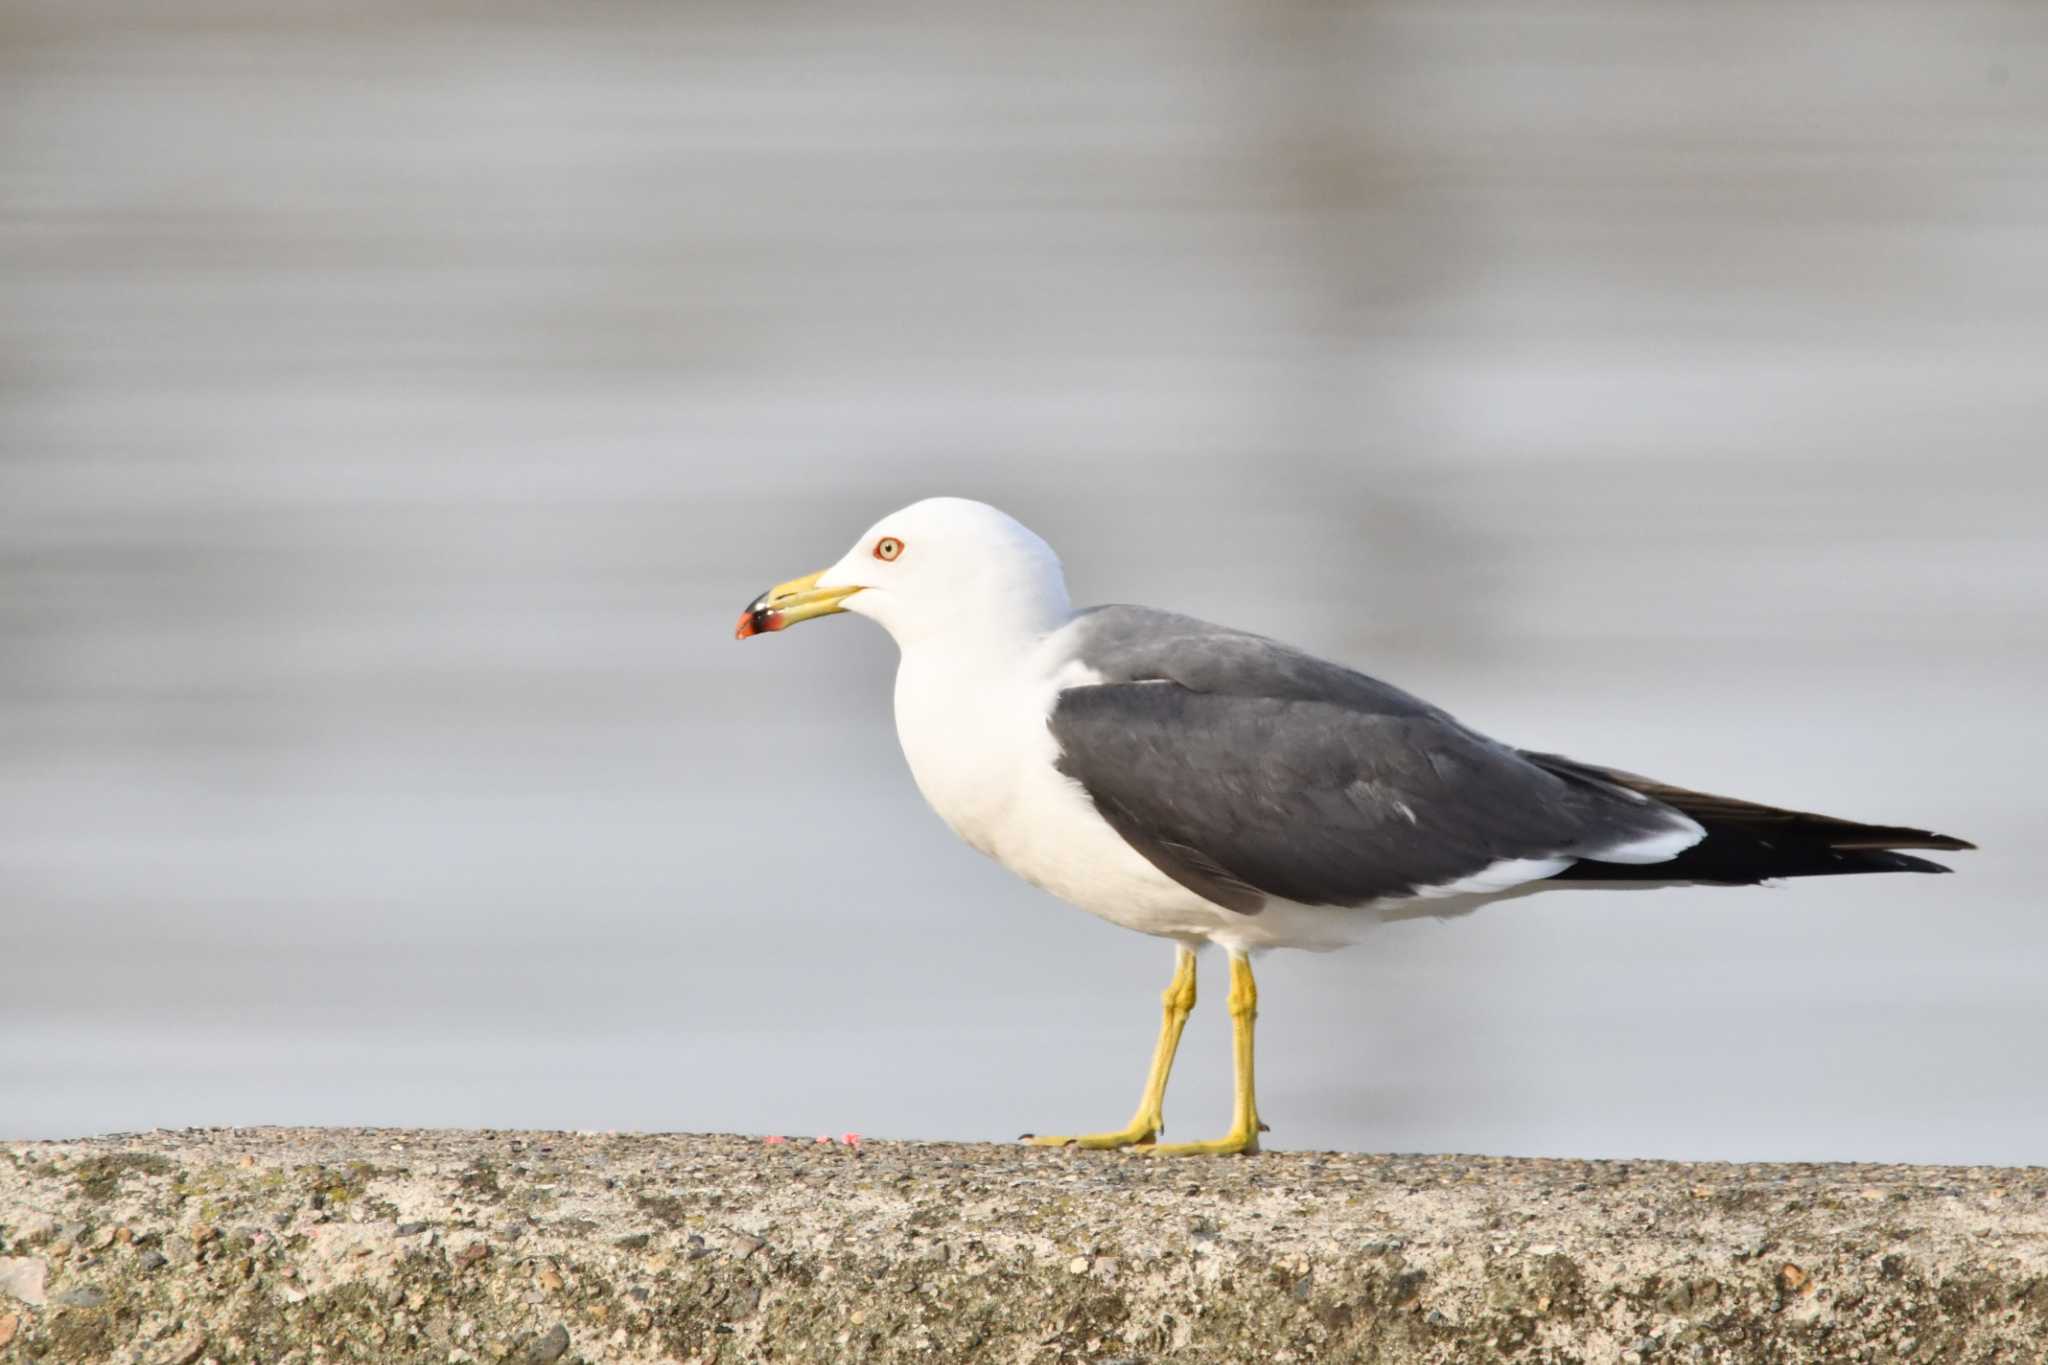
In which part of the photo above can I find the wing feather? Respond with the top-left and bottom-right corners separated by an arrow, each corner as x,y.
1049,608 -> 1700,913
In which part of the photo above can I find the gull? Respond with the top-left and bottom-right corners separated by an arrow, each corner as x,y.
735,497 -> 1972,1155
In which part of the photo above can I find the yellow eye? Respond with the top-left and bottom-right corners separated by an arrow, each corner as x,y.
874,536 -> 904,561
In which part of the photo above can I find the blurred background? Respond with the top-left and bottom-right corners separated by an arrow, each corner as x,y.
4,1 -> 2044,1162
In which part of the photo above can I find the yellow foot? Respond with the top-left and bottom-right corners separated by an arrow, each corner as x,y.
1137,1127 -> 1261,1157
1022,1123 -> 1159,1151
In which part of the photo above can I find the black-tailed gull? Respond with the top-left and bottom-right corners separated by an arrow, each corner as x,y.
735,497 -> 1972,1155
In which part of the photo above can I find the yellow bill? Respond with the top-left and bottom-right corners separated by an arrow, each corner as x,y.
734,570 -> 861,639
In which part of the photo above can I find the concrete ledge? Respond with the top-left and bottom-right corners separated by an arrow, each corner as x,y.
2,1129 -> 2044,1363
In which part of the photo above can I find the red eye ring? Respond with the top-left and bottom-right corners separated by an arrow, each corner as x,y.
874,536 -> 904,561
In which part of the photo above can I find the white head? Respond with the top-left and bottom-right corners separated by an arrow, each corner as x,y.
734,497 -> 1072,649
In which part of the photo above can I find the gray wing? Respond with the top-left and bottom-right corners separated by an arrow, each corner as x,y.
1049,606 -> 1698,914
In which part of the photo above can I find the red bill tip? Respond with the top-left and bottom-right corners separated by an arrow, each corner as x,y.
734,606 -> 782,640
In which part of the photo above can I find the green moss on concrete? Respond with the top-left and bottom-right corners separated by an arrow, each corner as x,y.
70,1153 -> 176,1203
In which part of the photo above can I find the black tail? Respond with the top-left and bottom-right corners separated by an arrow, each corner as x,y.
1521,751 -> 1976,884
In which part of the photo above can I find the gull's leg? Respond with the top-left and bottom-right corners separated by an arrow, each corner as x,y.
1025,944 -> 1197,1150
1140,949 -> 1263,1156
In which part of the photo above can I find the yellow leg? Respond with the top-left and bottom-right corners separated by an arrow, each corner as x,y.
1140,950 -> 1263,1156
1026,945 -> 1198,1150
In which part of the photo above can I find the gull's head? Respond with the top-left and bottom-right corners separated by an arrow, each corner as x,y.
735,497 -> 1071,646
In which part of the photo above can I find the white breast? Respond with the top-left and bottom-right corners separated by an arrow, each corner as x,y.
891,636 -> 1240,943
889,646 -> 1024,862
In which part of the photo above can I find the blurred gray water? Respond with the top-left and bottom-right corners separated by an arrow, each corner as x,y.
4,1 -> 2045,1161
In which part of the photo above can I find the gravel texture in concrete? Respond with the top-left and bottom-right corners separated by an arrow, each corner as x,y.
2,1128 -> 2045,1363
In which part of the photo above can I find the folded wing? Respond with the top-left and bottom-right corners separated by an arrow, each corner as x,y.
1048,607 -> 1706,914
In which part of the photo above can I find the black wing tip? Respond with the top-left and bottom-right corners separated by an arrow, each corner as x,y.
1557,841 -> 1964,883
1832,830 -> 1975,853
1797,847 -> 1958,876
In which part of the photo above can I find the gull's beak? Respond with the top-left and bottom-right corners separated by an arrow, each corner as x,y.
734,570 -> 861,640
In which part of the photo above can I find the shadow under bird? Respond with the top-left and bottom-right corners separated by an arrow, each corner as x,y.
735,497 -> 1974,1155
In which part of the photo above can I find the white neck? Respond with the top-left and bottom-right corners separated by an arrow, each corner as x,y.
886,599 -> 1076,862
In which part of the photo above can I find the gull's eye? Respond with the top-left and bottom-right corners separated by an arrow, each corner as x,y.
874,536 -> 904,561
